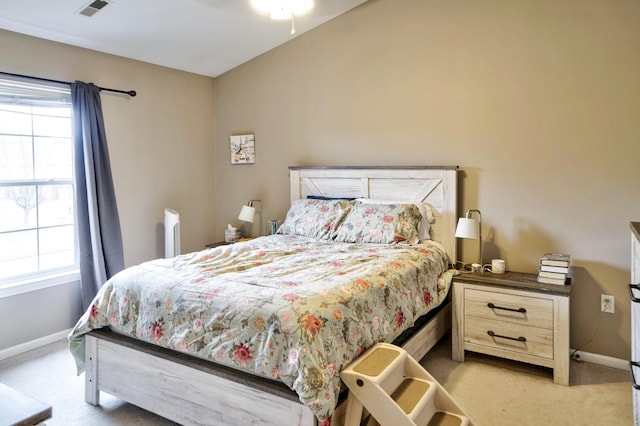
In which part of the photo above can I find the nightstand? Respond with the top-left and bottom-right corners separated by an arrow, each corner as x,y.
451,271 -> 571,385
205,241 -> 233,249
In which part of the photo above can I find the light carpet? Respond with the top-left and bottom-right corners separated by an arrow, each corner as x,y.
0,333 -> 632,425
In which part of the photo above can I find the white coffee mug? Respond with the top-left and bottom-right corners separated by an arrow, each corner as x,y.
484,259 -> 506,274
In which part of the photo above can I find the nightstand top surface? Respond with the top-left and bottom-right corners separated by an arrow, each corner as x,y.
453,270 -> 571,296
205,241 -> 233,248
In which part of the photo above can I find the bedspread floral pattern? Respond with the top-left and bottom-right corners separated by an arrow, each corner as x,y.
69,235 -> 453,424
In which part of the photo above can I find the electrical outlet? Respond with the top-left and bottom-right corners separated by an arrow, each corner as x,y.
601,294 -> 615,314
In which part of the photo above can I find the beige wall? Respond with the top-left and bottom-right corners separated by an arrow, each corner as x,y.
214,0 -> 640,360
0,30 -> 216,350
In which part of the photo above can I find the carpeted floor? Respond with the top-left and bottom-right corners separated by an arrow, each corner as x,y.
421,335 -> 633,425
0,333 -> 633,425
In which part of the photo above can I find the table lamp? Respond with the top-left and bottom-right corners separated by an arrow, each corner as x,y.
455,209 -> 482,272
238,199 -> 263,237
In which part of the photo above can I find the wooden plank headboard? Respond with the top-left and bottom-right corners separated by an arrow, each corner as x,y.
289,166 -> 459,262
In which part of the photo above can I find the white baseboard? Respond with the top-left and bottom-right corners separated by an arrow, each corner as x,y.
571,348 -> 629,371
0,329 -> 72,361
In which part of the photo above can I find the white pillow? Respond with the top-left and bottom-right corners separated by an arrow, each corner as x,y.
355,198 -> 434,240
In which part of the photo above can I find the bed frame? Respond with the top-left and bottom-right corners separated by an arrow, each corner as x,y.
84,166 -> 459,426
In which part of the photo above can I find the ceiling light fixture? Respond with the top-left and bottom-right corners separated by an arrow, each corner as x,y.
251,0 -> 314,35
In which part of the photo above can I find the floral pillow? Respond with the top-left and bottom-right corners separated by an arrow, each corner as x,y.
333,203 -> 422,244
278,199 -> 354,239
355,198 -> 434,240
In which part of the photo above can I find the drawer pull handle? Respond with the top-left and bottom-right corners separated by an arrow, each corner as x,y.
631,361 -> 640,390
487,330 -> 526,342
487,302 -> 526,314
629,284 -> 640,303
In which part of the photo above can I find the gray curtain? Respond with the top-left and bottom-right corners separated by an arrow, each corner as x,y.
71,81 -> 124,311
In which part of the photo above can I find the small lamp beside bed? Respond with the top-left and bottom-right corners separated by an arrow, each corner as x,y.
455,209 -> 482,273
238,199 -> 263,237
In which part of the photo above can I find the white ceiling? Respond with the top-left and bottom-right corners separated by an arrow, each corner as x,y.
0,0 -> 367,77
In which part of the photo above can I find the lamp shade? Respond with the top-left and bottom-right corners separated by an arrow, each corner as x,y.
455,217 -> 479,240
238,205 -> 256,223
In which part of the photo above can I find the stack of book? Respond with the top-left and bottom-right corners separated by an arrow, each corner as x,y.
537,253 -> 571,285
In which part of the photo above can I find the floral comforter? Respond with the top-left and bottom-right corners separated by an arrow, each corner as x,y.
69,234 -> 454,424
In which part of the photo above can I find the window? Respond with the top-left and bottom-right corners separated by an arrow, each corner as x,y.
0,76 -> 77,291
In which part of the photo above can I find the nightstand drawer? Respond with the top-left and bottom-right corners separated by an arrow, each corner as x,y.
464,288 -> 553,329
464,317 -> 554,359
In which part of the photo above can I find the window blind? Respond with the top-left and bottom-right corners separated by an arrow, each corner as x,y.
0,76 -> 71,107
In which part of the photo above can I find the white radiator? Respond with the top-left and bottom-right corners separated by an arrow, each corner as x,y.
164,208 -> 180,258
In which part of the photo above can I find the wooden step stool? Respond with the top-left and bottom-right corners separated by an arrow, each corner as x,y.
340,343 -> 472,426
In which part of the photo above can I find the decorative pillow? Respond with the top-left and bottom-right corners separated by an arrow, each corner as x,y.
333,203 -> 422,244
278,199 -> 353,239
355,198 -> 434,240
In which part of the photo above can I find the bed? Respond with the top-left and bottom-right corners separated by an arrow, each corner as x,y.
69,166 -> 459,426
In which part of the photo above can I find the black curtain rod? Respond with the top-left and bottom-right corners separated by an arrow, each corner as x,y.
0,71 -> 136,97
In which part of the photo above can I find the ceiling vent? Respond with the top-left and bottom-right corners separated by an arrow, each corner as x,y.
78,0 -> 110,17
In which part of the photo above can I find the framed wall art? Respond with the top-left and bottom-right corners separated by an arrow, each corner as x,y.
230,134 -> 255,165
